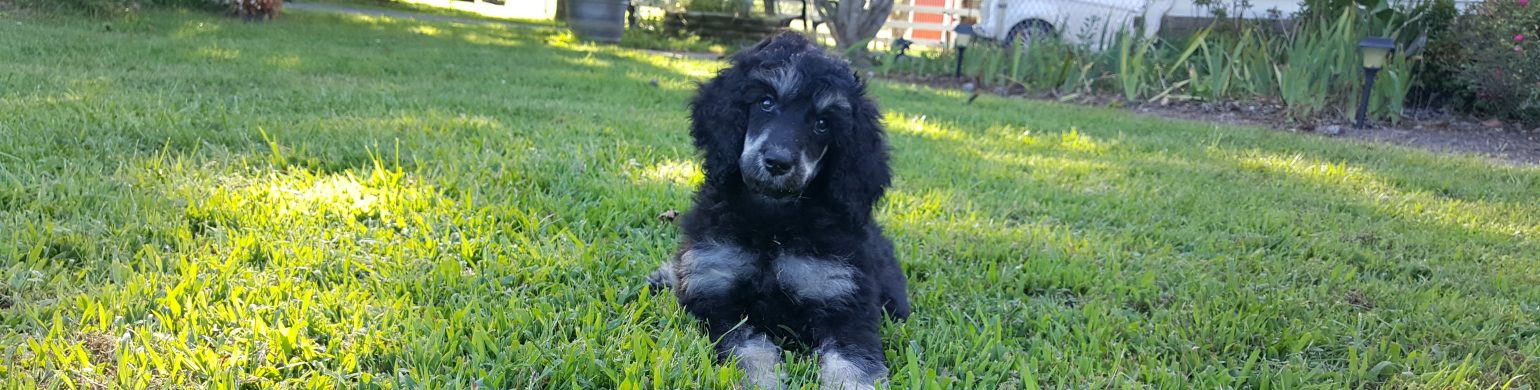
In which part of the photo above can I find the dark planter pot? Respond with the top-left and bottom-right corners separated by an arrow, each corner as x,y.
664,11 -> 795,42
568,0 -> 627,43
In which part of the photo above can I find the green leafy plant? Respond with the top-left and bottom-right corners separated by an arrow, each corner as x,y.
870,0 -> 1438,123
1116,31 -> 1156,102
1370,49 -> 1415,123
1276,7 -> 1358,121
1195,27 -> 1273,100
1147,28 -> 1208,103
1002,39 -> 1095,96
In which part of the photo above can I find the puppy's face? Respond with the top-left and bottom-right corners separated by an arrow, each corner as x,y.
738,61 -> 854,200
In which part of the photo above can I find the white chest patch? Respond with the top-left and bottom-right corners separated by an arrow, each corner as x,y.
772,255 -> 858,301
678,243 -> 756,298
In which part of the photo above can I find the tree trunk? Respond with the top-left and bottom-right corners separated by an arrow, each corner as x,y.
763,0 -> 777,15
811,0 -> 893,68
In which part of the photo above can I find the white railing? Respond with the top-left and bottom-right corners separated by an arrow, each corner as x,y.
792,0 -> 979,49
887,1 -> 979,47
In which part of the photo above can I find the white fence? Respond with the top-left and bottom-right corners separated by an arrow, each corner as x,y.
790,0 -> 980,49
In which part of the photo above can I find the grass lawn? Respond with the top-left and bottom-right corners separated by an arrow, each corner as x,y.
299,0 -> 561,27
2,7 -> 1538,389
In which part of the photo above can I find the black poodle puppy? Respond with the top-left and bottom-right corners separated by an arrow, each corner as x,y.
648,31 -> 911,389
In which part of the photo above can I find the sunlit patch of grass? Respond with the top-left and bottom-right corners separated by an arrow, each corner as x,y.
1236,152 -> 1365,183
1056,128 -> 1105,154
884,113 -> 966,141
309,0 -> 561,26
341,13 -> 395,26
407,25 -> 442,36
171,20 -> 221,38
264,53 -> 302,69
615,51 -> 724,79
245,172 -> 382,217
459,31 -> 527,48
1,7 -> 1537,390
985,124 -> 1045,147
630,159 -> 703,187
880,188 -> 961,225
194,46 -> 240,61
562,52 -> 613,68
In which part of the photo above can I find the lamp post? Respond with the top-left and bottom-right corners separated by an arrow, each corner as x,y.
954,24 -> 975,78
1355,37 -> 1395,129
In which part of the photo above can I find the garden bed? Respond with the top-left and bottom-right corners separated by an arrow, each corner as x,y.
880,72 -> 1540,165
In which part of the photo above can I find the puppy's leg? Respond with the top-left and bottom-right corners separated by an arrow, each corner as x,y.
865,234 -> 911,320
810,306 -> 887,389
773,252 -> 890,388
874,243 -> 905,320
645,261 -> 677,290
814,335 -> 887,390
721,328 -> 783,390
672,242 -> 782,388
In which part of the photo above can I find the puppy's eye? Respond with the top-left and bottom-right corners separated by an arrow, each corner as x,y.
814,119 -> 829,134
758,97 -> 775,112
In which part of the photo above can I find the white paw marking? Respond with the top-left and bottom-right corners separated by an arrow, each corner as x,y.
819,350 -> 878,390
733,333 -> 783,390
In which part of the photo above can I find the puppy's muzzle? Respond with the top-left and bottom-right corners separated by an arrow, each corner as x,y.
740,129 -> 819,198
760,148 -> 794,177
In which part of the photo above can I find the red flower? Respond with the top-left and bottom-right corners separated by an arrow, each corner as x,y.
1519,34 -> 1528,42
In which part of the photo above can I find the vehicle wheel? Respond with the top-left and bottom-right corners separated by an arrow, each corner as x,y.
1006,20 -> 1054,51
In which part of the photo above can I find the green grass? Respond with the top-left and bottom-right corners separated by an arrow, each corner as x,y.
305,0 -> 559,26
2,7 -> 1538,389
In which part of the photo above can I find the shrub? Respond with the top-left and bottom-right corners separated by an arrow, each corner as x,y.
1448,0 -> 1540,122
1408,0 -> 1462,108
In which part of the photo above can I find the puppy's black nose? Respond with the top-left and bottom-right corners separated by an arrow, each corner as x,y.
762,152 -> 793,176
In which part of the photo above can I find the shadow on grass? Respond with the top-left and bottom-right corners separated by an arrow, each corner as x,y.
865,89 -> 1538,385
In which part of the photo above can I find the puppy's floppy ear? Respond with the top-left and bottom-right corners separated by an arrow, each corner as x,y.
689,69 -> 751,188
826,90 -> 891,224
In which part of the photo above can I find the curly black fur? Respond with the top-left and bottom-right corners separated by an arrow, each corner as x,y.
649,31 -> 911,389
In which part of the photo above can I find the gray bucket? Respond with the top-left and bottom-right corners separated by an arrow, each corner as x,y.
567,0 -> 627,43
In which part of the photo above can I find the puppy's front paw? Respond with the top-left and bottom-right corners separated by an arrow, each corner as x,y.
817,348 -> 885,390
732,332 -> 784,390
645,262 -> 677,290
